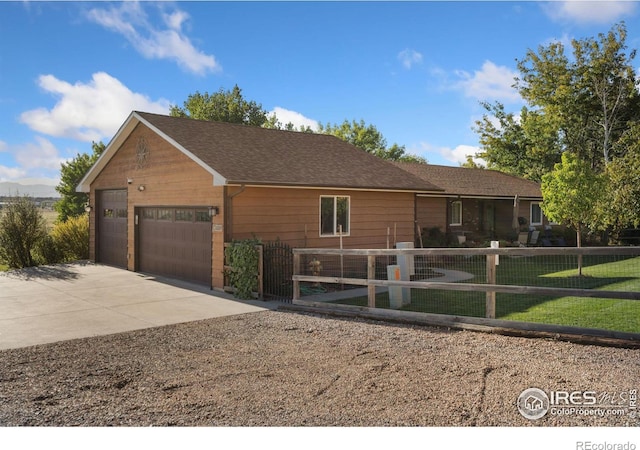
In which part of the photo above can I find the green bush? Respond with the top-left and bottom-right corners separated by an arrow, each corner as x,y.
0,196 -> 48,268
50,214 -> 90,261
225,238 -> 261,299
35,234 -> 64,265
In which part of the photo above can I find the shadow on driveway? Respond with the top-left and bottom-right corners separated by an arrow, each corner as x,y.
4,262 -> 87,281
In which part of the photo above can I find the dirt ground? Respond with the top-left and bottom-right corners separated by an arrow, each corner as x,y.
0,309 -> 638,427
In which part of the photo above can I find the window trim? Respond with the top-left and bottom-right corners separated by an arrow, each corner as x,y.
530,202 -> 543,226
450,200 -> 462,226
319,195 -> 350,237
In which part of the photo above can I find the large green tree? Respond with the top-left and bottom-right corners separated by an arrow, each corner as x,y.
604,123 -> 640,232
474,103 -> 561,181
170,85 -> 268,126
475,22 -> 640,177
319,119 -> 427,163
55,141 -> 105,222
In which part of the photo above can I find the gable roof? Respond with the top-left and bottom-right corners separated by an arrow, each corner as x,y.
78,111 -> 442,193
393,162 -> 542,199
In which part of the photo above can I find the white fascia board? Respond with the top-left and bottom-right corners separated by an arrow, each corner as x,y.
76,111 -> 139,193
135,113 -> 228,187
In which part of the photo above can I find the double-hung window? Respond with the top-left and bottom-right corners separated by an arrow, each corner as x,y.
450,200 -> 462,226
320,196 -> 350,236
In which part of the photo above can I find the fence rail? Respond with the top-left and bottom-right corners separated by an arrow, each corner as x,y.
291,246 -> 640,341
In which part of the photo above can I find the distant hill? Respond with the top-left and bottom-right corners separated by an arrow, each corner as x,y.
0,182 -> 59,198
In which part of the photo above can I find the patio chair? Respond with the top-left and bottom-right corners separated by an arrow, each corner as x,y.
528,230 -> 540,246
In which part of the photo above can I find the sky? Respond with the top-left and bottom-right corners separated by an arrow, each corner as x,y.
1,1 -> 640,187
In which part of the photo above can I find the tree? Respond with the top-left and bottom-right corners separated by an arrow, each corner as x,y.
55,141 -> 105,223
604,123 -> 640,232
170,85 -> 268,126
476,23 -> 640,177
319,119 -> 427,163
262,113 -> 315,133
541,153 -> 607,275
573,23 -> 639,166
460,155 -> 483,169
474,103 -> 561,181
0,196 -> 48,268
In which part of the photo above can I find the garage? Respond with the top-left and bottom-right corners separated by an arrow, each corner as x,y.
96,190 -> 128,268
137,207 -> 213,286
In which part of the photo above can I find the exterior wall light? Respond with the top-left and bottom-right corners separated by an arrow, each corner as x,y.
138,185 -> 145,192
209,206 -> 219,217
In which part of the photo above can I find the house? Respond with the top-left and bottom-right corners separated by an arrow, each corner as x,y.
77,111 -> 443,289
394,162 -> 551,244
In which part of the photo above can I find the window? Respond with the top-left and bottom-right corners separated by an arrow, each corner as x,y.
175,209 -> 194,222
157,209 -> 173,221
142,208 -> 156,220
195,210 -> 211,222
531,202 -> 543,226
320,196 -> 350,236
450,201 -> 462,226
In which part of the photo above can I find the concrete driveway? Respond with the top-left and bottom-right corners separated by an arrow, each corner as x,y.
0,262 -> 273,350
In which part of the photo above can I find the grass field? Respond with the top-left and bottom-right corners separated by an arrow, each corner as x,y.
335,254 -> 640,333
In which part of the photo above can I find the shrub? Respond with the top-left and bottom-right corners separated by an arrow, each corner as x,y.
0,196 -> 48,268
225,238 -> 261,299
50,214 -> 90,261
421,227 -> 448,247
35,234 -> 64,265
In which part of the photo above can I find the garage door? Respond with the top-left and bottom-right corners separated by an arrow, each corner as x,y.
97,190 -> 128,268
137,207 -> 212,286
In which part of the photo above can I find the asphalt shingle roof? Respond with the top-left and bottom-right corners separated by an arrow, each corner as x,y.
137,112 -> 442,192
393,162 -> 542,199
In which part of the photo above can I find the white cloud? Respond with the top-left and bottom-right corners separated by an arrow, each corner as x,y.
20,72 -> 170,142
398,49 -> 423,70
0,137 -> 66,184
454,61 -> 521,103
414,142 -> 485,166
13,136 -> 68,171
268,107 -> 319,131
543,1 -> 637,25
0,165 -> 27,181
86,2 -> 220,75
439,144 -> 485,166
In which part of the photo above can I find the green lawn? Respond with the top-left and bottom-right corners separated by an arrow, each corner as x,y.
334,255 -> 640,333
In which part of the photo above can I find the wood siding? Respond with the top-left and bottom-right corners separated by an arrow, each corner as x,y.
230,187 -> 416,249
416,197 -> 447,235
89,124 -> 225,288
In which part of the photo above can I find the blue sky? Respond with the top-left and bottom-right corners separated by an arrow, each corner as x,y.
1,1 -> 639,186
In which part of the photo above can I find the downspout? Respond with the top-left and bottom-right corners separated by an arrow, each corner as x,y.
225,184 -> 246,242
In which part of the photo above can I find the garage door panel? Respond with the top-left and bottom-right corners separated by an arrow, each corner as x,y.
97,190 -> 128,268
138,207 -> 212,286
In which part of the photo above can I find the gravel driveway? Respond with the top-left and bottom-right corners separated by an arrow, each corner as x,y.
0,309 -> 638,426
